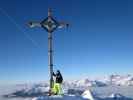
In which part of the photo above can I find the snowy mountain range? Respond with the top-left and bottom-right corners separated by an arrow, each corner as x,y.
63,74 -> 133,88
108,74 -> 133,86
15,74 -> 133,89
2,74 -> 133,100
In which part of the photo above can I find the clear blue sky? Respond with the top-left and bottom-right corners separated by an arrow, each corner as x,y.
0,0 -> 133,84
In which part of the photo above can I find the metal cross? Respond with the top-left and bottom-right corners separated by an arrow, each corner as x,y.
27,8 -> 69,90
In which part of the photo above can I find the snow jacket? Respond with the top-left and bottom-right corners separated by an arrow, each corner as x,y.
53,71 -> 63,84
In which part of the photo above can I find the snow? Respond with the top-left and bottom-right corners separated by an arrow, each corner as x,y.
31,95 -> 88,100
109,75 -> 133,86
109,93 -> 124,98
1,74 -> 133,100
63,74 -> 133,89
82,89 -> 95,100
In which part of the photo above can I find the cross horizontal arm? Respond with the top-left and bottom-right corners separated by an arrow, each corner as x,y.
28,21 -> 41,28
58,22 -> 69,29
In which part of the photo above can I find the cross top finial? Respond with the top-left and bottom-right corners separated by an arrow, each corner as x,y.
48,8 -> 52,17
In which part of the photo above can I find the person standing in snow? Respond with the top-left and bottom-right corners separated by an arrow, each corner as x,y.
52,70 -> 63,95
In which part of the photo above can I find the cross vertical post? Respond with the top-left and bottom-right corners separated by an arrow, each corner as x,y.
48,31 -> 53,89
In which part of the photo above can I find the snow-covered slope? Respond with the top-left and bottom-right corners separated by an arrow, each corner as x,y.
32,89 -> 95,100
32,95 -> 88,100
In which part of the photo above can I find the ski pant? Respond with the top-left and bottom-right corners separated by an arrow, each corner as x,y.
52,82 -> 63,95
